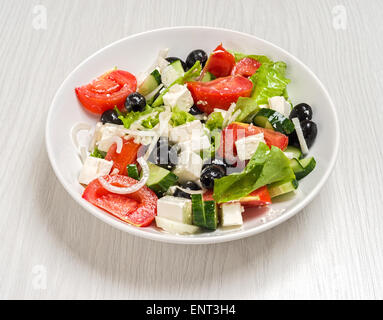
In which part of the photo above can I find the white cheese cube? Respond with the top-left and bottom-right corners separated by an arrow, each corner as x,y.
161,65 -> 184,87
179,134 -> 211,153
78,157 -> 113,185
268,96 -> 291,118
169,120 -> 204,144
220,203 -> 244,227
157,196 -> 192,224
97,124 -> 127,152
235,133 -> 265,161
173,150 -> 203,183
163,84 -> 194,112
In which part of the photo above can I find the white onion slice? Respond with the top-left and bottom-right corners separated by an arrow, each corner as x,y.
98,157 -> 149,194
291,118 -> 309,155
227,109 -> 241,126
223,103 -> 237,127
71,122 -> 92,150
176,187 -> 205,195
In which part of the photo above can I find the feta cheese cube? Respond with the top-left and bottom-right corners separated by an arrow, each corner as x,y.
220,203 -> 244,227
173,150 -> 203,183
179,134 -> 211,153
161,65 -> 184,87
78,157 -> 113,185
157,196 -> 192,224
235,133 -> 265,161
97,124 -> 127,152
268,96 -> 291,118
163,84 -> 194,112
169,120 -> 204,144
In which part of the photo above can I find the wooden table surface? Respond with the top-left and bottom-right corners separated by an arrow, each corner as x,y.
1,0 -> 382,299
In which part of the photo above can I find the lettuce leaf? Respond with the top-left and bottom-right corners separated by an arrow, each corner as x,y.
206,112 -> 224,131
234,97 -> 260,123
229,50 -> 272,64
170,106 -> 195,127
249,61 -> 290,105
90,147 -> 106,159
213,143 -> 295,202
116,105 -> 164,129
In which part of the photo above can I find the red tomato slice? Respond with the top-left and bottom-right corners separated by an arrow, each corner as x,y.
75,70 -> 137,114
232,57 -> 261,77
187,75 -> 253,114
203,187 -> 270,207
239,186 -> 271,207
105,138 -> 141,175
218,122 -> 289,162
205,44 -> 236,78
82,175 -> 158,227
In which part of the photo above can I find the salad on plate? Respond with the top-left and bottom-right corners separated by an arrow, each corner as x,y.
72,44 -> 318,235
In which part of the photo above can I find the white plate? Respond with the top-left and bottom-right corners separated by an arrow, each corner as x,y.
45,27 -> 339,244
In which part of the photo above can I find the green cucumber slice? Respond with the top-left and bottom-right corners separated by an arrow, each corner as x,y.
127,164 -> 140,180
292,157 -> 316,180
138,69 -> 161,96
201,71 -> 215,82
146,162 -> 178,195
285,146 -> 302,160
268,179 -> 299,198
253,108 -> 295,134
191,194 -> 206,228
204,201 -> 218,230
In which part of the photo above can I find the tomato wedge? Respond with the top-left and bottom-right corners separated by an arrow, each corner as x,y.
232,57 -> 261,77
218,122 -> 289,162
203,186 -> 271,207
75,69 -> 137,114
82,175 -> 158,227
105,138 -> 141,175
239,186 -> 271,207
187,75 -> 253,114
204,44 -> 236,78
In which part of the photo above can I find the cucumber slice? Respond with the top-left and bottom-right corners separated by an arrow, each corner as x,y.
138,69 -> 161,96
268,179 -> 299,198
161,60 -> 185,87
191,194 -> 218,230
204,201 -> 218,230
127,164 -> 140,180
146,162 -> 178,195
291,157 -> 316,180
155,216 -> 201,235
285,146 -> 302,160
191,194 -> 206,228
253,108 -> 295,134
201,72 -> 215,82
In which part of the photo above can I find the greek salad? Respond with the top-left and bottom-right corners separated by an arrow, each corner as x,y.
72,44 -> 318,235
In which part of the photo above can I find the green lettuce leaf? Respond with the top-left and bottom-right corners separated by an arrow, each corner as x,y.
229,50 -> 272,64
170,106 -> 195,127
249,61 -> 290,105
213,143 -> 295,202
151,61 -> 202,107
234,97 -> 260,123
117,105 -> 164,129
90,147 -> 106,159
206,112 -> 224,131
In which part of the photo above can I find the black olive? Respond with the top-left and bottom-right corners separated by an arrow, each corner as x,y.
125,92 -> 146,112
287,131 -> 300,148
100,109 -> 123,125
289,103 -> 313,121
202,158 -> 227,175
189,104 -> 203,115
186,49 -> 208,69
174,181 -> 201,199
166,57 -> 187,71
148,138 -> 178,170
200,165 -> 225,190
300,120 -> 318,148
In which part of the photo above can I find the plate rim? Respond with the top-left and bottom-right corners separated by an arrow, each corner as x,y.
45,26 -> 340,245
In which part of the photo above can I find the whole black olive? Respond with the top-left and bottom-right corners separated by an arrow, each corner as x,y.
100,109 -> 123,125
200,165 -> 225,190
288,131 -> 300,148
165,57 -> 187,71
289,103 -> 313,121
148,138 -> 178,170
186,49 -> 208,69
300,120 -> 318,148
125,92 -> 146,112
202,158 -> 227,175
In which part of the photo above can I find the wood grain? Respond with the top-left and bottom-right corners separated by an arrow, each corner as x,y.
0,0 -> 382,299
